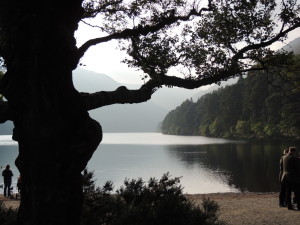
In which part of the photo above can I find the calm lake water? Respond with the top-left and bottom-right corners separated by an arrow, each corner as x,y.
0,133 -> 299,194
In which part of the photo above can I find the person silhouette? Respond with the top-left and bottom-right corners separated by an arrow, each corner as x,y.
2,164 -> 13,198
279,148 -> 289,207
16,175 -> 22,199
281,147 -> 300,210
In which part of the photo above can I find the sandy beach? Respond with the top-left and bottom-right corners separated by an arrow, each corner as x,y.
187,192 -> 300,225
1,192 -> 300,225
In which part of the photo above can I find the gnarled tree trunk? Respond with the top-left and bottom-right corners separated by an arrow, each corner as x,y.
0,1 -> 102,224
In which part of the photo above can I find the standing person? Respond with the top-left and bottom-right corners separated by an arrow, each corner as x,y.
279,149 -> 289,207
281,147 -> 300,210
16,175 -> 22,199
2,164 -> 13,198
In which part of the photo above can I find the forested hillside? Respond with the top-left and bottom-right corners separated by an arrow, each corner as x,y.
161,55 -> 300,139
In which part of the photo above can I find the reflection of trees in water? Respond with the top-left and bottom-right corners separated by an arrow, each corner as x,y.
168,140 -> 300,192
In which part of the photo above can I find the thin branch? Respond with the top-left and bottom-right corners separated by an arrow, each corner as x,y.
82,0 -> 124,19
234,21 -> 300,60
77,3 -> 213,60
80,20 -> 104,30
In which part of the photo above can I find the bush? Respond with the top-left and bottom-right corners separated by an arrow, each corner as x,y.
0,201 -> 18,225
81,170 -> 226,225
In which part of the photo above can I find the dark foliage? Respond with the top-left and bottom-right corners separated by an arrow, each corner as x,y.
161,55 -> 300,139
81,169 -> 226,225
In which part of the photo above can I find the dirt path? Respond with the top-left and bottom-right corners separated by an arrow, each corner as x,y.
0,195 -> 20,209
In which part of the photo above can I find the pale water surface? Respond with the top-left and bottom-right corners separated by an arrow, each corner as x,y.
101,132 -> 239,145
0,133 -> 299,194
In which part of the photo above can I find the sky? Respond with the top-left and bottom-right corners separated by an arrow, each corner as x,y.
75,13 -> 300,85
75,24 -> 145,84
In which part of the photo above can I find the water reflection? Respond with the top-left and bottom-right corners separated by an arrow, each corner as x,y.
168,139 -> 300,192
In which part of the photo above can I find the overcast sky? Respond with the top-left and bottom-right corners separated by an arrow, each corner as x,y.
75,19 -> 300,85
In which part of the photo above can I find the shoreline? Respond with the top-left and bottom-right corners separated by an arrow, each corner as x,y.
2,192 -> 300,225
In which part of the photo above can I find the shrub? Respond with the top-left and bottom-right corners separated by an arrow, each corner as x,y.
81,170 -> 122,225
81,170 -> 226,225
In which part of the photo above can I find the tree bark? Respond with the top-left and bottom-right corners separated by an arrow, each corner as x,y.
0,1 -> 102,225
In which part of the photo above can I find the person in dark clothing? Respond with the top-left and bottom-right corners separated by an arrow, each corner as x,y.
2,164 -> 13,197
279,148 -> 289,207
281,147 -> 300,210
16,175 -> 22,199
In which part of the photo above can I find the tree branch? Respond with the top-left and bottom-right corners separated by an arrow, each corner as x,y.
80,63 -> 240,111
80,79 -> 158,111
77,3 -> 213,60
234,21 -> 300,59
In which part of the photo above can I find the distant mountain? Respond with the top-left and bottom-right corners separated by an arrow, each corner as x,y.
281,37 -> 300,55
89,102 -> 166,132
73,68 -> 206,132
73,68 -> 120,92
73,68 -> 169,132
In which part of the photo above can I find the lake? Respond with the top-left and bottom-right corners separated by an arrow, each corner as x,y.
0,133 -> 299,194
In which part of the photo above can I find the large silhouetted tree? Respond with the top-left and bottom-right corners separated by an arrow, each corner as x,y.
0,0 -> 299,224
